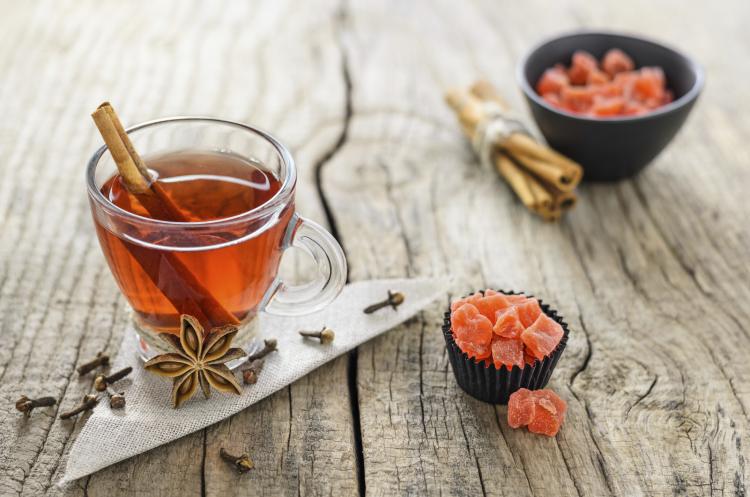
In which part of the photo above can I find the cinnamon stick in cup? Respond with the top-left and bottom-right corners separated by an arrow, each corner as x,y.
91,103 -> 240,327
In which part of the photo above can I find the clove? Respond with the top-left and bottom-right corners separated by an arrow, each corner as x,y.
246,338 -> 277,362
299,326 -> 335,344
94,366 -> 133,391
363,290 -> 405,314
77,352 -> 110,376
107,389 -> 126,409
15,395 -> 56,417
60,394 -> 99,420
220,448 -> 254,473
241,359 -> 265,385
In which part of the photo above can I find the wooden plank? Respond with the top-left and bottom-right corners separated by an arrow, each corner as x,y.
317,0 -> 750,495
2,0 -> 750,495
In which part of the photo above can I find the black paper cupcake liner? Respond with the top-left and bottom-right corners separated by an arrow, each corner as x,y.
443,290 -> 569,404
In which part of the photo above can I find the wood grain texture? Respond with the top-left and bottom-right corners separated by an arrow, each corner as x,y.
0,0 -> 748,496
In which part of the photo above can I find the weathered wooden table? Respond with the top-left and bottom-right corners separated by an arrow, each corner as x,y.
1,0 -> 748,495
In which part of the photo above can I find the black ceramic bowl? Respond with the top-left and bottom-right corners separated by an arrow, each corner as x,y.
518,31 -> 704,181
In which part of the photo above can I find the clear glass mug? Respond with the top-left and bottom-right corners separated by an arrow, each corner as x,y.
86,117 -> 347,357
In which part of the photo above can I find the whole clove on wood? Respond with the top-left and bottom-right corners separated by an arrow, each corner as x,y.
107,389 -> 126,409
219,448 -> 254,473
299,327 -> 335,344
363,290 -> 405,314
60,394 -> 99,420
77,352 -> 109,376
241,359 -> 265,385
94,366 -> 133,391
246,339 -> 277,362
15,395 -> 56,417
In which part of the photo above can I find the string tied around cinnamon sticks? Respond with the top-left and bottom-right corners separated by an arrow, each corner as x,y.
445,80 -> 583,221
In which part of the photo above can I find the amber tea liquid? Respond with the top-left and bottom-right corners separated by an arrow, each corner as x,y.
94,152 -> 293,340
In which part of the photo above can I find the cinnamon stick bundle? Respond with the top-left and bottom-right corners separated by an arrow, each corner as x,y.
91,103 -> 239,327
445,81 -> 583,221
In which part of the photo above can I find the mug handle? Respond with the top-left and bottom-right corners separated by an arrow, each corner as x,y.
263,213 -> 347,316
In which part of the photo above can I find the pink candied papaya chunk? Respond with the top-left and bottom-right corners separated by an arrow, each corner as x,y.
521,312 -> 564,360
561,86 -> 595,112
514,298 -> 542,328
593,82 -> 623,98
542,92 -> 563,108
493,307 -> 525,339
523,350 -> 538,366
527,389 -> 567,437
491,336 -> 524,371
567,50 -> 598,85
591,96 -> 626,117
507,388 -> 537,428
474,293 -> 512,323
455,337 -> 491,361
450,291 -> 483,312
586,68 -> 610,85
505,294 -> 528,304
633,67 -> 666,100
602,48 -> 635,77
622,100 -> 647,116
536,66 -> 569,95
451,303 -> 493,359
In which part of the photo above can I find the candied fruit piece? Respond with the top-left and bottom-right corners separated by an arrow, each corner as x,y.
451,303 -> 493,349
514,298 -> 542,328
535,389 -> 568,419
491,336 -> 524,370
493,307 -> 525,339
521,313 -> 564,359
622,100 -> 647,116
527,404 -> 560,436
542,92 -> 563,108
505,294 -> 528,304
536,67 -> 569,95
602,48 -> 635,77
593,82 -> 623,98
524,350 -> 538,366
561,86 -> 595,112
586,69 -> 609,85
450,292 -> 483,312
527,389 -> 567,437
508,388 -> 536,428
591,96 -> 625,117
455,337 -> 492,361
568,50 -> 598,85
633,67 -> 665,100
475,293 -> 512,323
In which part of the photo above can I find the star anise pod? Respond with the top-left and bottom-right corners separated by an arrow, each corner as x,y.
144,315 -> 246,408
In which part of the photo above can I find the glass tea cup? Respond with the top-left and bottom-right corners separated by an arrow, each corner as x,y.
86,117 -> 347,357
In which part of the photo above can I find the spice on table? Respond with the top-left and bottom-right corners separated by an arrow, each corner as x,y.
144,315 -> 245,408
15,395 -> 56,417
363,290 -> 405,314
107,389 -> 126,409
299,327 -> 335,344
241,359 -> 265,385
444,80 -> 583,221
93,366 -> 133,392
246,339 -> 278,362
77,352 -> 110,376
60,394 -> 99,420
219,448 -> 254,473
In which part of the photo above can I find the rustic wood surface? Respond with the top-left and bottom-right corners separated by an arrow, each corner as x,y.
0,0 -> 748,496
